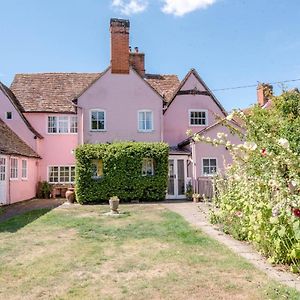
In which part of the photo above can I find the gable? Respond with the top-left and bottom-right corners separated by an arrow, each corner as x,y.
77,67 -> 165,106
165,69 -> 227,117
0,82 -> 42,139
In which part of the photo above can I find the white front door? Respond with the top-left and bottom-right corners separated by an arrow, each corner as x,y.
0,156 -> 7,205
167,156 -> 187,199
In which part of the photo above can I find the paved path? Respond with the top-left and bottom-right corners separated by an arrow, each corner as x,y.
0,198 -> 64,222
163,201 -> 300,292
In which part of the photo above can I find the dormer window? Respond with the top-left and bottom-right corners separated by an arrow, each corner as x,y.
6,112 -> 12,120
189,109 -> 207,126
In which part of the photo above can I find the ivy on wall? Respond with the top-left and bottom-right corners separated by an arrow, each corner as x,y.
75,142 -> 169,204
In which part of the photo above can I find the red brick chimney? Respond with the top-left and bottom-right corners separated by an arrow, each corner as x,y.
129,47 -> 145,77
257,83 -> 273,107
110,18 -> 130,74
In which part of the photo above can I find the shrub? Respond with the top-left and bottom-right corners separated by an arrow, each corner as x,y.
192,90 -> 300,272
37,181 -> 51,199
75,142 -> 169,204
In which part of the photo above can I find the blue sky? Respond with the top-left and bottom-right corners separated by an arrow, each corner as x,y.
1,0 -> 299,110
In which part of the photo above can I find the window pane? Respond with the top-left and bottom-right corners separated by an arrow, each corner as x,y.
203,159 -> 209,167
142,158 -> 154,176
91,111 -> 105,131
58,117 -> 69,133
60,166 -> 70,183
70,116 -> 77,133
48,116 -> 57,133
10,158 -> 18,179
190,111 -> 206,125
139,111 -> 152,131
210,159 -> 217,166
22,160 -> 27,178
71,167 -> 76,182
49,167 -> 59,183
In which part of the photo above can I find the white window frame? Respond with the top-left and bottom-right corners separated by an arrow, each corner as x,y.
48,166 -> 75,184
70,116 -> 78,133
189,109 -> 208,126
21,159 -> 28,180
202,157 -> 217,176
90,109 -> 106,132
142,158 -> 154,176
47,115 -> 78,134
10,157 -> 18,180
138,110 -> 154,132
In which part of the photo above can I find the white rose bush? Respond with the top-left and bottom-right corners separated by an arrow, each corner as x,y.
191,90 -> 300,272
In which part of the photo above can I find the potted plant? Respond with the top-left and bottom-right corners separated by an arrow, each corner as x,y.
109,196 -> 120,213
192,193 -> 201,203
65,186 -> 76,203
185,182 -> 193,200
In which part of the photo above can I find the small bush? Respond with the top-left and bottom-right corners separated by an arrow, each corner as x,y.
37,181 -> 51,199
75,142 -> 169,204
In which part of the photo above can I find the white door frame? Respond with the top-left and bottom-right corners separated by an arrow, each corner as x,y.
0,155 -> 7,205
166,155 -> 188,199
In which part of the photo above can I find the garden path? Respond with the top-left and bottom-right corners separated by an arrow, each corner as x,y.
0,198 -> 64,222
163,201 -> 300,292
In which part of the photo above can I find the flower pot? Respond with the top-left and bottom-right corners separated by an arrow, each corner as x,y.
193,197 -> 200,203
109,198 -> 120,213
65,188 -> 75,203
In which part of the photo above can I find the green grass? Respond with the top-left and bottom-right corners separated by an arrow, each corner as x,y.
0,204 -> 299,300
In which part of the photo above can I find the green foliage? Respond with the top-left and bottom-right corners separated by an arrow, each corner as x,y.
195,90 -> 300,271
37,181 -> 52,199
75,142 -> 169,203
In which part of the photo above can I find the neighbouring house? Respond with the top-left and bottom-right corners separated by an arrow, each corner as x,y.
0,118 -> 40,205
1,18 -> 241,204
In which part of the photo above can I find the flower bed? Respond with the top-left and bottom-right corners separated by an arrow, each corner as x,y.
191,90 -> 300,272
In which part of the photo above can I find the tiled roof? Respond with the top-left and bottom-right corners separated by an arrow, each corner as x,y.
10,72 -> 180,113
0,118 -> 40,158
145,74 -> 180,102
10,73 -> 102,113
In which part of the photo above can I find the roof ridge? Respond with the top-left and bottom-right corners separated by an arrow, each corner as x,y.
14,72 -> 102,75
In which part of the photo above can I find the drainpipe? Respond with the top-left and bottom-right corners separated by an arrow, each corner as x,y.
191,141 -> 197,193
8,155 -> 11,205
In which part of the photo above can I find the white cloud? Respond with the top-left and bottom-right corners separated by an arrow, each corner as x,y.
162,0 -> 217,16
112,0 -> 148,15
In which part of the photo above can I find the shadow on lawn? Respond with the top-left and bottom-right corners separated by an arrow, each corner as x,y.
0,209 -> 51,233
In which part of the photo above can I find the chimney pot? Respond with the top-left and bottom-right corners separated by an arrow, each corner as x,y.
257,83 -> 273,107
134,47 -> 139,53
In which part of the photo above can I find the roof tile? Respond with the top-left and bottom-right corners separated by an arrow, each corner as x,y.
0,118 -> 40,158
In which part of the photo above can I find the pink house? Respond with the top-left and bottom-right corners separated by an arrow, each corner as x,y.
0,18 -> 241,204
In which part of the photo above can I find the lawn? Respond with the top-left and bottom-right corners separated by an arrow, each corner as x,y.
0,204 -> 299,300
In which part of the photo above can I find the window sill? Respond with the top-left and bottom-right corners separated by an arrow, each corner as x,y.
189,124 -> 207,127
47,133 -> 78,135
90,130 -> 107,132
138,130 -> 154,133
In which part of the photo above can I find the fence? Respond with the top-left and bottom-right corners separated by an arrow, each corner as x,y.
195,177 -> 214,200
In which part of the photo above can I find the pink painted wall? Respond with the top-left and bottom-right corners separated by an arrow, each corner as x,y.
190,124 -> 242,179
24,113 -> 77,181
77,68 -> 163,144
164,73 -> 226,146
9,156 -> 39,204
0,89 -> 38,151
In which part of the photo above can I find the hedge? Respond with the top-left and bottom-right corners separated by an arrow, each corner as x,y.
75,142 -> 169,204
